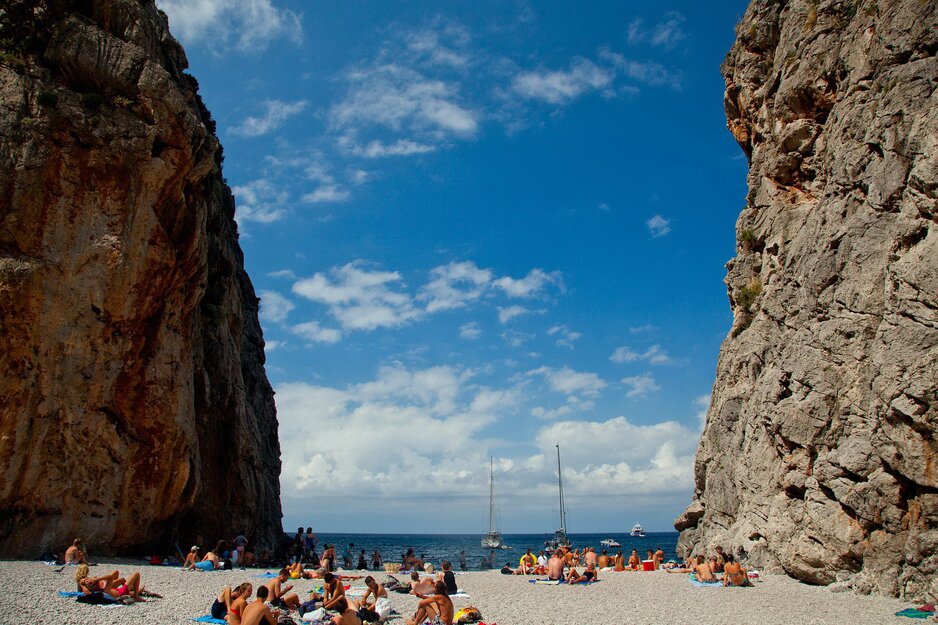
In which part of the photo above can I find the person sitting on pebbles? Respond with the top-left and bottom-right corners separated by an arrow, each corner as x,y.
64,538 -> 87,565
566,562 -> 598,584
695,555 -> 717,582
241,585 -> 280,625
407,581 -> 453,625
211,583 -> 252,622
266,568 -> 300,610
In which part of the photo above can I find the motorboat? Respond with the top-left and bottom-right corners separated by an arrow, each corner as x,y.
630,522 -> 646,537
600,538 -> 621,548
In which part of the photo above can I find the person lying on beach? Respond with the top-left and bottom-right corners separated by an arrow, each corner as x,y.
407,581 -> 453,625
266,569 -> 299,610
75,564 -> 145,601
548,550 -> 566,581
65,538 -> 87,565
227,583 -> 252,625
241,586 -> 279,625
211,583 -> 251,622
722,554 -> 751,587
409,571 -> 435,596
627,550 -> 641,570
567,563 -> 598,584
695,555 -> 716,582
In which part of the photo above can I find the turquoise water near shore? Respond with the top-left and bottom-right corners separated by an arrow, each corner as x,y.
290,532 -> 680,569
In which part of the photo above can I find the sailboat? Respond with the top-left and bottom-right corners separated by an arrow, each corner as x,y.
481,457 -> 507,549
544,444 -> 572,553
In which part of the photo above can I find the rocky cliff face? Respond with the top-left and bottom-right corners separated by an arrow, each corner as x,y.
0,0 -> 282,556
676,0 -> 937,601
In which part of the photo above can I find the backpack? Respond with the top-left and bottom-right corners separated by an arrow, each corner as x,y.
456,606 -> 483,624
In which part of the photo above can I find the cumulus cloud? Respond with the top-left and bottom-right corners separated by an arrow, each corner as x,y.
547,325 -> 582,349
621,373 -> 661,398
512,58 -> 614,104
493,268 -> 563,298
231,178 -> 288,224
497,305 -> 533,324
646,214 -> 672,237
610,344 -> 673,365
292,263 -> 420,331
528,366 -> 607,398
158,0 -> 302,52
419,261 -> 493,313
259,290 -> 295,325
459,322 -> 482,340
291,320 -> 342,344
230,100 -> 307,137
695,394 -> 711,431
301,185 -> 351,204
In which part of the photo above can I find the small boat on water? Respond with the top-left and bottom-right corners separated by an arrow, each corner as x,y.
481,457 -> 510,549
544,445 -> 572,554
600,538 -> 621,548
630,522 -> 646,537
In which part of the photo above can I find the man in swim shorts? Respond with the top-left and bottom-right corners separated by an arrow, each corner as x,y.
548,549 -> 566,581
266,568 -> 299,610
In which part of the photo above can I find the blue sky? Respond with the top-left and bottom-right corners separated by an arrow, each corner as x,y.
157,0 -> 750,534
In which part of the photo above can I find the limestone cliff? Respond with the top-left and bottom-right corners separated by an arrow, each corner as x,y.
0,0 -> 282,556
676,0 -> 937,600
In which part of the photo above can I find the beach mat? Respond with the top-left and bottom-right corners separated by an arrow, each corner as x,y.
192,616 -> 227,624
529,579 -> 561,585
255,572 -> 279,578
58,591 -> 83,598
895,609 -> 933,619
689,574 -> 722,587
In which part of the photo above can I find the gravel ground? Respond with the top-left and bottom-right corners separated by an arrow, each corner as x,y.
0,560 -> 917,625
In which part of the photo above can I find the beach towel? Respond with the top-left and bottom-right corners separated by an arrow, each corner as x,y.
255,572 -> 279,578
192,616 -> 227,624
895,609 -> 933,619
528,579 -> 562,585
688,574 -> 722,587
58,591 -> 84,598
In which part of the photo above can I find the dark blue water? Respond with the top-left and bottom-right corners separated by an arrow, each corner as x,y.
292,532 -> 679,570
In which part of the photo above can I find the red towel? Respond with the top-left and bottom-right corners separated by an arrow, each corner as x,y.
918,604 -> 935,613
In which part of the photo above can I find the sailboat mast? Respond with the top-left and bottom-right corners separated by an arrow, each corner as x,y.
556,444 -> 567,533
489,456 -> 495,533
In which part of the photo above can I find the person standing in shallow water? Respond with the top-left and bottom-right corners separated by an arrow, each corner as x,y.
459,550 -> 467,571
371,549 -> 382,570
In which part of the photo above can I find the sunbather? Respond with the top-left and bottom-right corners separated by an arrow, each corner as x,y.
438,561 -> 458,594
227,583 -> 252,625
182,546 -> 200,570
210,583 -> 251,621
613,551 -> 625,571
627,550 -> 641,570
567,563 -> 598,584
722,554 -> 751,587
75,564 -> 145,601
322,571 -> 347,610
352,575 -> 386,611
547,549 -> 566,581
409,570 -> 435,596
407,581 -> 453,625
331,597 -> 363,625
598,550 -> 610,569
584,548 -> 598,568
241,586 -> 279,625
695,555 -> 716,582
64,538 -> 87,565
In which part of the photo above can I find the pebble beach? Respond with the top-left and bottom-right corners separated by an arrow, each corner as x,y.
3,559 -> 916,625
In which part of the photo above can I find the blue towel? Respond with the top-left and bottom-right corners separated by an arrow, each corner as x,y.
192,616 -> 227,624
689,573 -> 722,587
58,591 -> 84,598
255,571 -> 279,579
895,609 -> 932,619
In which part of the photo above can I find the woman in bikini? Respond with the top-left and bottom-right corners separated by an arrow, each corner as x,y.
211,583 -> 251,622
722,554 -> 751,587
228,583 -> 252,624
695,555 -> 716,582
75,564 -> 145,601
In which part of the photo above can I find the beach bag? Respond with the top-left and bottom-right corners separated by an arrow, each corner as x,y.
383,576 -> 400,590
456,606 -> 482,624
375,597 -> 392,620
300,608 -> 326,622
423,563 -> 434,573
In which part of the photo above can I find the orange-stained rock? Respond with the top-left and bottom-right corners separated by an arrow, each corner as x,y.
0,0 -> 281,556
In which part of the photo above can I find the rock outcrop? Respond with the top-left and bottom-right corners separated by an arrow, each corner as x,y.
676,0 -> 937,601
0,0 -> 282,556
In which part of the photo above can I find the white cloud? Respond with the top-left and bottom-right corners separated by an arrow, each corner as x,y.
264,339 -> 284,351
547,325 -> 582,349
419,261 -> 493,313
512,58 -> 614,104
459,322 -> 482,340
405,25 -> 471,68
695,394 -> 711,431
646,214 -> 672,237
291,320 -> 342,344
230,99 -> 307,137
609,344 -> 673,365
292,263 -> 420,331
332,64 -> 479,141
497,305 -> 532,324
259,290 -> 295,325
534,416 -> 697,495
529,366 -> 606,398
352,139 -> 437,158
301,185 -> 351,203
493,268 -> 563,298
231,178 -> 288,224
531,395 -> 594,420
157,0 -> 302,52
627,12 -> 687,49
268,269 -> 298,279
621,373 -> 661,398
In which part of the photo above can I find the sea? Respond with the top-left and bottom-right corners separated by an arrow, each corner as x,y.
292,532 -> 681,569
